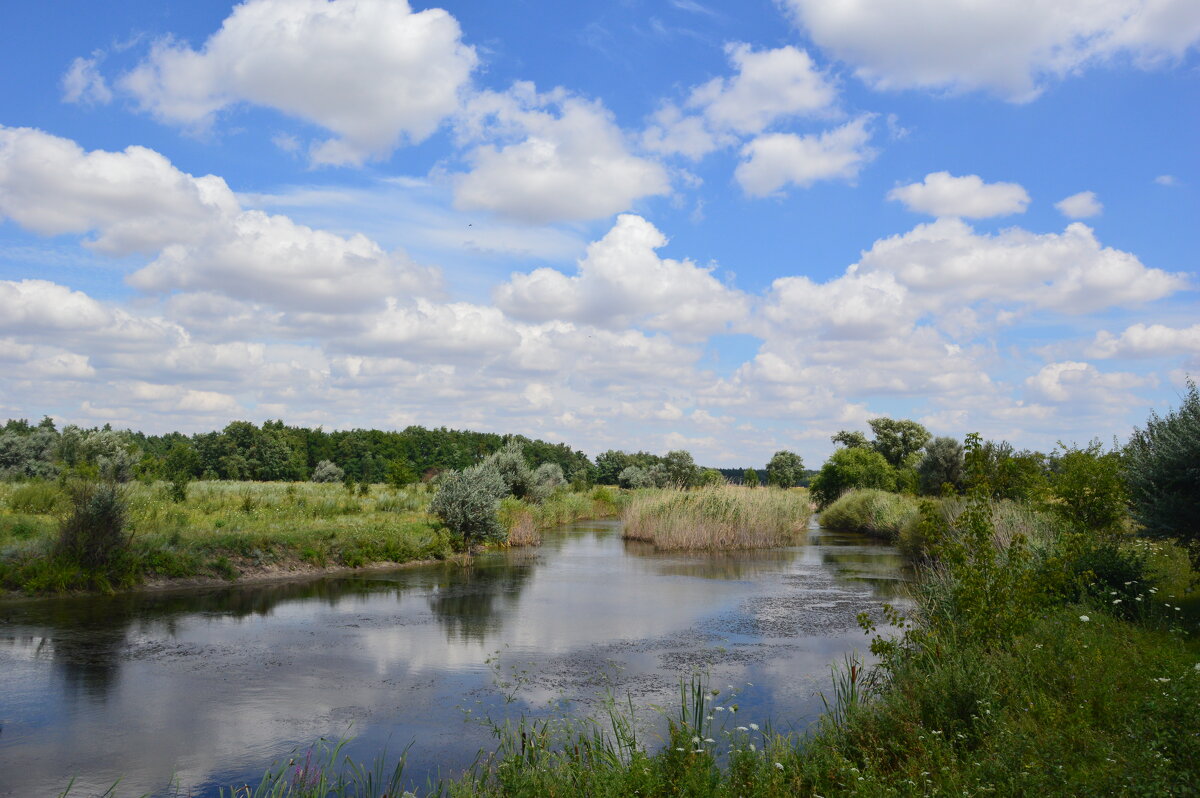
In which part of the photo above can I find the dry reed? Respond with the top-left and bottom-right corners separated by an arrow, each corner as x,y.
621,485 -> 812,550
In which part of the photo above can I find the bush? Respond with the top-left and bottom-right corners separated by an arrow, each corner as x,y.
766,450 -> 803,488
483,441 -> 533,498
1045,441 -> 1126,535
1125,379 -> 1200,557
429,463 -> 507,549
810,447 -> 895,508
819,488 -> 919,540
57,481 -> 130,570
528,462 -> 566,502
618,465 -> 654,489
311,460 -> 345,483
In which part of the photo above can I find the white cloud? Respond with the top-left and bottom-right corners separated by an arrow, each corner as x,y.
1055,190 -> 1103,218
888,171 -> 1030,218
642,43 -> 836,159
1089,323 -> 1200,358
0,126 -> 440,313
0,126 -> 236,255
1024,361 -> 1148,404
119,0 -> 477,164
735,115 -> 876,196
453,85 -> 669,223
782,0 -> 1200,100
495,214 -> 747,339
61,55 -> 112,105
689,43 -> 836,135
1155,174 -> 1179,186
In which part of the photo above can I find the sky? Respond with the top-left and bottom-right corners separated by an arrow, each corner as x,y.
0,0 -> 1197,468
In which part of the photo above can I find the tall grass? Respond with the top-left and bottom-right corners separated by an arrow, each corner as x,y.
499,486 -> 625,547
621,486 -> 812,550
818,488 -> 919,540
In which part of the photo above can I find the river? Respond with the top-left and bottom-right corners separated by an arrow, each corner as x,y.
0,519 -> 908,796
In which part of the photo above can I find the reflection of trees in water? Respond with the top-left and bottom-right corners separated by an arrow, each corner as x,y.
0,569 -> 444,703
818,548 -> 912,600
426,562 -> 534,643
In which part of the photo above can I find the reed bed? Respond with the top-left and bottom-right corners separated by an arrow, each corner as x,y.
621,485 -> 812,550
499,486 -> 624,547
818,488 -> 920,541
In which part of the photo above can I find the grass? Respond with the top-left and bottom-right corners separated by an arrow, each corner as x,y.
819,488 -> 920,540
0,480 -> 452,594
499,485 -> 625,547
621,485 -> 813,550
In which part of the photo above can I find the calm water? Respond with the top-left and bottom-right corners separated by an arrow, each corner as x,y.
0,520 -> 908,796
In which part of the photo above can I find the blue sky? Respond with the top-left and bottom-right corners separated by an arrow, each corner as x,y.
0,0 -> 1197,467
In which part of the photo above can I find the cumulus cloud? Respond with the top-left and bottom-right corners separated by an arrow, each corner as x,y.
735,115 -> 876,196
119,0 -> 477,164
453,85 -> 669,223
642,43 -> 837,159
1088,323 -> 1200,358
0,126 -> 439,313
495,214 -> 747,339
1055,190 -> 1103,218
782,0 -> 1200,100
1024,361 -> 1148,404
888,172 -> 1030,218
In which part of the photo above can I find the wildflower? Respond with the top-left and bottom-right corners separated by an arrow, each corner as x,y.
715,706 -> 725,712
691,736 -> 701,744
737,726 -> 749,732
749,723 -> 759,731
704,737 -> 715,743
1113,599 -> 1122,604
749,743 -> 756,752
775,762 -> 784,770
1079,615 -> 1090,622
675,748 -> 685,752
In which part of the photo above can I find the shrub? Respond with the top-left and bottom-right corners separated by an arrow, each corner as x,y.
1045,440 -> 1126,535
743,468 -> 759,488
483,441 -> 533,498
311,460 -> 345,483
820,489 -> 919,540
528,462 -> 566,502
810,447 -> 896,508
1125,379 -> 1200,557
618,465 -> 654,489
429,463 -> 507,549
57,481 -> 131,570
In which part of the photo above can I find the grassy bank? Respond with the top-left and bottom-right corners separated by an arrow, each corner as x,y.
498,485 -> 624,546
622,485 -> 813,550
818,488 -> 920,540
0,480 -> 624,595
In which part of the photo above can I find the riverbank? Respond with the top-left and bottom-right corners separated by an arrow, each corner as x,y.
621,485 -> 813,550
0,480 -> 620,597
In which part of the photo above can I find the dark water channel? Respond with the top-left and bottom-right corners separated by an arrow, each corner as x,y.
0,520 -> 908,796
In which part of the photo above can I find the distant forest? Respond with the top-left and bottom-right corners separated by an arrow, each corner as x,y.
0,417 -> 792,486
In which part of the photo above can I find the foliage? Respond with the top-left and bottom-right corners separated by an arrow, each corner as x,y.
5,480 -> 66,514
742,468 -> 759,488
384,458 -> 417,488
916,435 -> 964,495
1125,378 -> 1200,556
765,450 -> 804,488
810,447 -> 895,508
618,465 -> 654,489
663,449 -> 700,488
310,460 -> 345,483
429,464 -> 507,549
964,437 -> 1049,503
830,429 -> 869,449
482,440 -> 534,499
0,423 -> 59,480
696,468 -> 726,487
57,480 -> 131,574
1045,440 -> 1127,535
819,488 -> 919,540
831,418 -> 932,469
529,462 -> 567,502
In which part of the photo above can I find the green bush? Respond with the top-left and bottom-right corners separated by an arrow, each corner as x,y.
1125,379 -> 1200,557
429,463 -> 507,549
1045,440 -> 1127,534
57,481 -> 131,571
311,460 -> 345,483
819,488 -> 919,540
916,435 -> 964,495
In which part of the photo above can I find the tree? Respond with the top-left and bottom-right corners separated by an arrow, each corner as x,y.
618,465 -> 654,489
311,460 -> 345,483
830,430 -> 869,449
766,450 -> 804,488
743,468 -> 759,488
868,418 -> 932,469
1125,379 -> 1200,556
385,459 -> 418,488
663,450 -> 699,488
916,436 -> 964,495
696,468 -> 725,487
810,447 -> 895,508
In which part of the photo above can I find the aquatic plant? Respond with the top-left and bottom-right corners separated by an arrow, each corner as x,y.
621,485 -> 811,550
819,488 -> 919,540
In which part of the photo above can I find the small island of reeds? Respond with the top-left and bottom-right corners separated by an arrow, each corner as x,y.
621,484 -> 813,550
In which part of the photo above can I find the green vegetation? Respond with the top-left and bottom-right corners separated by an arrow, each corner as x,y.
765,449 -> 804,488
819,488 -> 919,540
810,447 -> 896,508
1125,378 -> 1200,558
0,480 -> 451,594
622,485 -> 812,550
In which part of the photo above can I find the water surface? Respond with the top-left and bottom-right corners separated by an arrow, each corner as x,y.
0,520 -> 907,796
